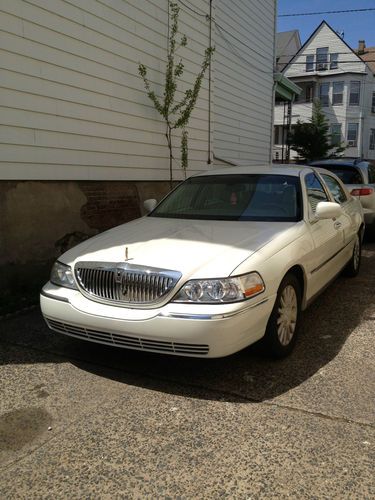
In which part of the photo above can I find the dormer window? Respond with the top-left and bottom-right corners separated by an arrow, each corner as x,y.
316,47 -> 328,70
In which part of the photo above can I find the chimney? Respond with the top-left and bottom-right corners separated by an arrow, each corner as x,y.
358,40 -> 366,54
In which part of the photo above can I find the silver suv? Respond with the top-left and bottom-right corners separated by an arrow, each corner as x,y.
310,159 -> 375,238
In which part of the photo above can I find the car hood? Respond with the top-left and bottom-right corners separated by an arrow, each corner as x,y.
61,217 -> 297,279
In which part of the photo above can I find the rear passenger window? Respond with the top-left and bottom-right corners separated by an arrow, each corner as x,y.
305,173 -> 329,215
321,174 -> 347,204
312,165 -> 363,184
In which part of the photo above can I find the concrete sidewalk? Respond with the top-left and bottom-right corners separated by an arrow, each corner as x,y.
1,244 -> 374,498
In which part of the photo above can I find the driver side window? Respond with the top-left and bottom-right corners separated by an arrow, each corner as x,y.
304,173 -> 329,215
320,174 -> 347,204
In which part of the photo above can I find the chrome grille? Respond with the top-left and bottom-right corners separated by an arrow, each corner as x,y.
45,318 -> 209,355
75,261 -> 182,306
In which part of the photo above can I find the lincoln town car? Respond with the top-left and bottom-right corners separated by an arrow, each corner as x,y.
40,165 -> 364,358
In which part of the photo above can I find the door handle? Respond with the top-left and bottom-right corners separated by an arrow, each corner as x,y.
334,221 -> 342,229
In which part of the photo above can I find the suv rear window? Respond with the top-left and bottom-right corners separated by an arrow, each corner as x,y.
313,165 -> 363,184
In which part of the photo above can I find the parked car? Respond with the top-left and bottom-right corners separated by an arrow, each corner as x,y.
310,159 -> 375,237
40,165 -> 364,359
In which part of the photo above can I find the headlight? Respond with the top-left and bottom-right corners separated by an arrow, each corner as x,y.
50,261 -> 77,290
173,272 -> 265,303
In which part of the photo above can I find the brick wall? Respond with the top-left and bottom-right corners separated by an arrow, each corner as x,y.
0,180 -> 172,314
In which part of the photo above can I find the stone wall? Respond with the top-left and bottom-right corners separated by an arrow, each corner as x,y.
0,180 -> 172,314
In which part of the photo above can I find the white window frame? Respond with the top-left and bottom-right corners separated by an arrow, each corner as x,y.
306,55 -> 314,72
330,53 -> 338,70
331,124 -> 342,146
316,47 -> 329,71
347,123 -> 359,147
332,82 -> 344,106
349,81 -> 361,106
319,82 -> 330,107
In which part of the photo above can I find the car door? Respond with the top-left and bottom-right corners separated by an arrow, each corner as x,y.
303,172 -> 345,298
318,172 -> 354,245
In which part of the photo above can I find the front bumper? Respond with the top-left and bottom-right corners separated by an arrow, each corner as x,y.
40,282 -> 275,358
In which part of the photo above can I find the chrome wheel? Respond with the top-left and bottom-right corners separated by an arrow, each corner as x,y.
277,285 -> 298,346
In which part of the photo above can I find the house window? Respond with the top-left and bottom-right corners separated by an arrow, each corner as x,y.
330,53 -> 339,70
306,55 -> 314,72
316,47 -> 328,70
349,81 -> 361,106
370,129 -> 375,150
332,82 -> 344,105
372,92 -> 375,113
306,85 -> 314,102
319,83 -> 330,107
347,123 -> 359,147
331,124 -> 342,146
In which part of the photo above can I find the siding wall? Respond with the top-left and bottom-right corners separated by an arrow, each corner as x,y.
0,0 -> 276,181
214,0 -> 275,165
285,23 -> 366,78
0,0 -> 212,181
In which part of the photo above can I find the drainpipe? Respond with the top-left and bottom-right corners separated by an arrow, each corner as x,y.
207,0 -> 213,164
269,0 -> 277,164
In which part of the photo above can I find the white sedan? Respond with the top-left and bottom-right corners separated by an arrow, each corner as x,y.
40,165 -> 364,358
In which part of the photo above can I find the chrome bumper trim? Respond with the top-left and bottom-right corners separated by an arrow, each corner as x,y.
160,298 -> 269,320
41,290 -> 70,303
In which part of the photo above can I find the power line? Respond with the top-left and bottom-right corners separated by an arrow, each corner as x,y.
279,8 -> 375,17
177,0 -> 270,61
177,0 -> 207,18
215,24 -> 273,74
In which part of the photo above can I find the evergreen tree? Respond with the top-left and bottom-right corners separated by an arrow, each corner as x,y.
288,100 -> 345,162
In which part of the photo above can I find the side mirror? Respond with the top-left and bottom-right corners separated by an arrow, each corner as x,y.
143,198 -> 157,213
315,201 -> 343,220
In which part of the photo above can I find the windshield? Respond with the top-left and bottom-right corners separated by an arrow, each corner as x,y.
313,165 -> 363,184
150,174 -> 302,221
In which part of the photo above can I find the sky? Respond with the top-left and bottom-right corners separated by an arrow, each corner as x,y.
277,0 -> 375,49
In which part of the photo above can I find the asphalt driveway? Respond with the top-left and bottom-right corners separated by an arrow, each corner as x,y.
1,243 -> 374,499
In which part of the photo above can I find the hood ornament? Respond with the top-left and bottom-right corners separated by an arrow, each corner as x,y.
124,246 -> 133,262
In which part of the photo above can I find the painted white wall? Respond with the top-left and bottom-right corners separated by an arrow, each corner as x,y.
0,0 -> 276,180
214,0 -> 276,166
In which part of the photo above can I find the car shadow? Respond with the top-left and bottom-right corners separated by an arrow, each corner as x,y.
1,243 -> 374,403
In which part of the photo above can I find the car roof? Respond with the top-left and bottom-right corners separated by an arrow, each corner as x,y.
310,159 -> 369,170
193,164 -> 310,178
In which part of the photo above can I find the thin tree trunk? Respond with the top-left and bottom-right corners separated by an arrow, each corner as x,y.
166,125 -> 173,190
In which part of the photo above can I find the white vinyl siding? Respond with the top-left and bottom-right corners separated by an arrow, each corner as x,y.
0,0 -> 276,180
213,0 -> 275,165
285,23 -> 366,78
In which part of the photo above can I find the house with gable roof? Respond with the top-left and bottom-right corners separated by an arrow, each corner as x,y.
274,21 -> 375,161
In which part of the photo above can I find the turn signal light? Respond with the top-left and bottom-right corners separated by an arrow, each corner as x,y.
351,188 -> 374,196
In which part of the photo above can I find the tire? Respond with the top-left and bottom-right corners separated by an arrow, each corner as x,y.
264,273 -> 301,359
344,233 -> 361,277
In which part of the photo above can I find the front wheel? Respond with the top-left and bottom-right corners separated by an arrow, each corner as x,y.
344,233 -> 361,277
264,273 -> 301,359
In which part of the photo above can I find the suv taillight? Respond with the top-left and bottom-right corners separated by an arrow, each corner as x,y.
351,188 -> 374,196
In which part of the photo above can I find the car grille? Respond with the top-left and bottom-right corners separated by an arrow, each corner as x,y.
45,318 -> 209,355
75,261 -> 182,306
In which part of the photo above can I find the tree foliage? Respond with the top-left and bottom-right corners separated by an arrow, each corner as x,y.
138,2 -> 214,186
288,100 -> 345,162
